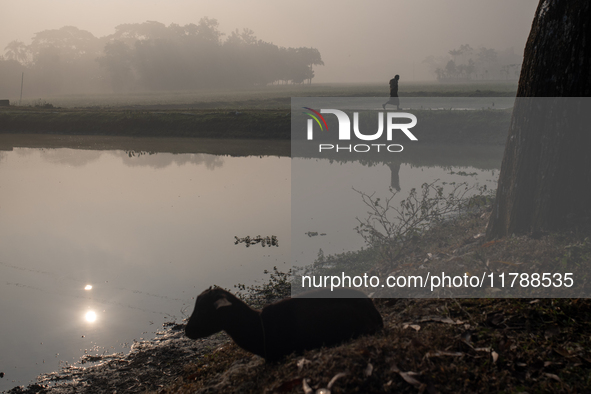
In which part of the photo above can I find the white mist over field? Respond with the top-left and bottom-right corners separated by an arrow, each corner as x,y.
1,0 -> 538,90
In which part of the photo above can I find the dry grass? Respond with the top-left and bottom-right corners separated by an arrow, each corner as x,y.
160,204 -> 591,394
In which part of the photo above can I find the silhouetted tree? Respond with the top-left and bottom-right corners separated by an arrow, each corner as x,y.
96,40 -> 134,92
110,21 -> 171,44
444,60 -> 457,79
27,26 -> 102,93
486,0 -> 591,238
0,20 -> 324,94
30,26 -> 100,61
477,47 -> 498,64
4,40 -> 30,64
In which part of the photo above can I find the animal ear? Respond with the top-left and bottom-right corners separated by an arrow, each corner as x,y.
213,297 -> 232,309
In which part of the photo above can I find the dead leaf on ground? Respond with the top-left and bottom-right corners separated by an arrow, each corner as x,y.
391,364 -> 423,389
302,373 -> 346,394
426,351 -> 464,358
460,330 -> 473,345
327,372 -> 347,388
399,371 -> 422,388
486,312 -> 506,327
544,373 -> 562,382
297,358 -> 311,372
417,316 -> 463,325
496,260 -> 522,266
553,347 -> 572,358
492,350 -> 499,363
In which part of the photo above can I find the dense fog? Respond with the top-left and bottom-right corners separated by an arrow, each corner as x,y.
0,20 -> 323,96
1,1 -> 539,97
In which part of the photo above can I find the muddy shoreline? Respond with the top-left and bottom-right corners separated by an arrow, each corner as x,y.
4,322 -> 230,394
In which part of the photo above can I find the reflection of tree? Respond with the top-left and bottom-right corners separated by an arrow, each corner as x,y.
12,149 -> 226,170
117,152 -> 225,170
39,148 -> 103,167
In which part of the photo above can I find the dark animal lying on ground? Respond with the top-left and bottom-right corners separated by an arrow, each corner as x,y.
185,287 -> 383,361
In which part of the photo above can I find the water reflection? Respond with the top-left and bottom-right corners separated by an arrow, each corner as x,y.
291,145 -> 503,267
6,147 -> 227,170
0,141 -> 503,391
116,150 -> 225,170
85,311 -> 97,323
0,147 -> 290,391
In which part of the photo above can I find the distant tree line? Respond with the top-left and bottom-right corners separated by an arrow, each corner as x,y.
422,44 -> 521,82
0,19 -> 324,96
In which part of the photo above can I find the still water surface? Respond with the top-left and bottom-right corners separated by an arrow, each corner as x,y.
0,143 -> 501,390
0,147 -> 290,390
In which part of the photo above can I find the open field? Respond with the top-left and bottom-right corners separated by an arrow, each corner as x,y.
0,82 -> 516,146
5,82 -> 518,109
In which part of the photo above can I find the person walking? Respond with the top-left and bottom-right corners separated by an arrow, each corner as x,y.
383,75 -> 400,110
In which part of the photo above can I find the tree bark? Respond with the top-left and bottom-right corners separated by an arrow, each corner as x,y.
486,0 -> 591,239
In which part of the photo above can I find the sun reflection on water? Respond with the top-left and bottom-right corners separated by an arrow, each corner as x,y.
85,311 -> 97,323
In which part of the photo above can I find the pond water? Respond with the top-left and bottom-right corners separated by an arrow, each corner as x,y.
0,140 -> 502,390
292,158 -> 500,268
0,146 -> 290,390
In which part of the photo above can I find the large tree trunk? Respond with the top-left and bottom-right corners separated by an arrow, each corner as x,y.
486,0 -> 591,239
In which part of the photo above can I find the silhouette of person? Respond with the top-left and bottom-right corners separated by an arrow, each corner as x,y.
382,75 -> 400,110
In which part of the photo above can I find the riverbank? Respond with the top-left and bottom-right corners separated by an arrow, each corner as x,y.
7,202 -> 591,393
0,108 -> 291,140
0,106 -> 512,148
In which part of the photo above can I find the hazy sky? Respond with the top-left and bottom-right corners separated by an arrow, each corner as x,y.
2,0 -> 539,83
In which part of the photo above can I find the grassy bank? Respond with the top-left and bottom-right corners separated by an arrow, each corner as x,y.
0,106 -> 512,147
1,82 -> 516,142
159,199 -> 591,393
0,108 -> 291,140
